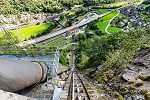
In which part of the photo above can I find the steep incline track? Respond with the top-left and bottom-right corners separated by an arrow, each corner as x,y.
60,70 -> 99,100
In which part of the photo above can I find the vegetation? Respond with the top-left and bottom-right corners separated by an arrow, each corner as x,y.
59,51 -> 69,66
83,0 -> 144,7
137,1 -> 150,20
0,1 -> 149,99
59,48 -> 72,66
0,0 -> 145,15
0,33 -> 62,55
0,45 -> 57,54
97,21 -> 109,33
36,36 -> 71,48
98,1 -> 143,8
108,27 -> 122,33
76,26 -> 150,70
89,11 -> 121,34
0,22 -> 55,41
65,8 -> 88,27
0,0 -> 62,15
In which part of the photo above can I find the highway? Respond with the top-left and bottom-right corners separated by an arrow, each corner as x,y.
18,11 -> 111,46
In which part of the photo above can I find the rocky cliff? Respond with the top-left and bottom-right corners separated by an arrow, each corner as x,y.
93,47 -> 150,99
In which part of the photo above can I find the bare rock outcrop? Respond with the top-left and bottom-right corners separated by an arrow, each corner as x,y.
122,47 -> 150,84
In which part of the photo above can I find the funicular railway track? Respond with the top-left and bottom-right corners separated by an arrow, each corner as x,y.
60,34 -> 99,100
63,69 -> 99,100
67,70 -> 91,100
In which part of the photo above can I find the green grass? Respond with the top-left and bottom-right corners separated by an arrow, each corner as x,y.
68,12 -> 76,16
100,11 -> 119,21
97,21 -> 109,33
37,36 -> 72,48
50,38 -> 68,47
13,22 -> 53,41
0,22 -> 53,41
108,27 -> 122,33
143,4 -> 150,9
52,38 -> 72,47
96,11 -> 121,33
128,23 -> 132,28
140,14 -> 149,19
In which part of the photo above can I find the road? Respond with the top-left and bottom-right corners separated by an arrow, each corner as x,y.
18,11 -> 111,46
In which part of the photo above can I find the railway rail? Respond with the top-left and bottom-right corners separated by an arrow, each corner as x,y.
60,34 -> 99,100
68,70 -> 91,100
60,69 -> 99,100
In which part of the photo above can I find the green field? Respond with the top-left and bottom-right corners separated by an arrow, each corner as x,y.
68,12 -> 76,16
143,4 -> 150,9
100,11 -> 119,21
96,11 -> 121,33
108,27 -> 122,33
0,22 -> 54,41
37,36 -> 72,48
97,21 -> 109,33
140,14 -> 149,19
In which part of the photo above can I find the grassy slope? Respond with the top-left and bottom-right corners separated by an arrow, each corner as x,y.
0,22 -> 53,41
97,11 -> 121,33
100,11 -> 118,21
144,4 -> 150,9
37,36 -> 72,48
97,21 -> 109,33
108,27 -> 122,33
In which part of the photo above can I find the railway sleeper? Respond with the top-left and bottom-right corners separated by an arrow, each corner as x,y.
74,84 -> 82,87
75,95 -> 88,100
74,88 -> 84,93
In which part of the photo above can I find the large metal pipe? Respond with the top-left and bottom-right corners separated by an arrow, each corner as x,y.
0,58 -> 48,92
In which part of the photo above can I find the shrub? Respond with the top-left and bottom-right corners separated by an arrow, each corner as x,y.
36,22 -> 41,25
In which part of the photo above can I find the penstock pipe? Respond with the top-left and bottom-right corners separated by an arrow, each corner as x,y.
0,58 -> 48,92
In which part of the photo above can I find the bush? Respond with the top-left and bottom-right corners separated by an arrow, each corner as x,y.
36,22 -> 41,25
59,52 -> 68,66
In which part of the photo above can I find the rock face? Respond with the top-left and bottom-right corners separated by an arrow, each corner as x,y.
105,47 -> 150,100
122,47 -> 150,83
134,47 -> 150,66
122,48 -> 150,94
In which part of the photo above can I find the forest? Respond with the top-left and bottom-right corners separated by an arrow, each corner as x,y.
0,0 -> 143,15
75,25 -> 150,70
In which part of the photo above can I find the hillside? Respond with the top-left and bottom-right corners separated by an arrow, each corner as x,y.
0,0 -> 144,15
0,0 -> 150,99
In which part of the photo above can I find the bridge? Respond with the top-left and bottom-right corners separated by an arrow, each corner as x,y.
18,11 -> 111,46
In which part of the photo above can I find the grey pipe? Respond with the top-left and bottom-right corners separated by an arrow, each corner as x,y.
0,59 -> 48,92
